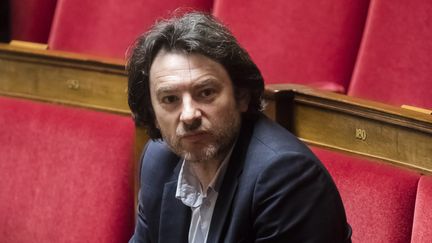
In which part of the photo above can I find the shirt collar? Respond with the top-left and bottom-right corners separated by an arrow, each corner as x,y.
175,145 -> 234,208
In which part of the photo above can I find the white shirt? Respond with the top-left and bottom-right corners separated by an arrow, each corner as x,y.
175,148 -> 233,243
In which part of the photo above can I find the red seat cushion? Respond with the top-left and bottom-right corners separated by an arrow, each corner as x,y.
10,0 -> 57,43
0,96 -> 135,242
213,0 -> 369,92
411,176 -> 432,243
348,0 -> 432,109
311,147 -> 420,243
48,0 -> 213,58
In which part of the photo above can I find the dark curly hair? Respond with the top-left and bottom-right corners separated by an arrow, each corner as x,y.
127,11 -> 265,140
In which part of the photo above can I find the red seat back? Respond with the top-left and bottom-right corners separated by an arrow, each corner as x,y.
10,0 -> 57,43
48,0 -> 213,58
348,0 -> 432,109
311,147 -> 420,243
411,176 -> 432,243
213,0 -> 369,92
0,96 -> 135,242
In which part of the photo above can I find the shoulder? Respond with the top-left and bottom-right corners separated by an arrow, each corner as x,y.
240,115 -> 336,194
141,140 -> 178,166
244,115 -> 321,168
252,115 -> 313,154
238,117 -> 350,242
139,140 -> 180,186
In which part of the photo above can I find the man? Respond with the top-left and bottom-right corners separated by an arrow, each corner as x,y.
127,12 -> 351,243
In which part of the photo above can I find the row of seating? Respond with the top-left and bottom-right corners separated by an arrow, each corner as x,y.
1,90 -> 431,243
1,45 -> 431,242
9,0 -> 432,110
4,1 -> 432,243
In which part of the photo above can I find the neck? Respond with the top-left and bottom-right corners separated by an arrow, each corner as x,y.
188,159 -> 222,190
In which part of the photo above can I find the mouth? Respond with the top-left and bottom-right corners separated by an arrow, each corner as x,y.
180,131 -> 209,142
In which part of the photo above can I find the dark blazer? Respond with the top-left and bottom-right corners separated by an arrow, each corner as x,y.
130,115 -> 352,243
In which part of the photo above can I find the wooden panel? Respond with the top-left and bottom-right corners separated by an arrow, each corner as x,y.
267,84 -> 432,173
263,89 -> 295,130
0,43 -> 129,114
293,102 -> 432,171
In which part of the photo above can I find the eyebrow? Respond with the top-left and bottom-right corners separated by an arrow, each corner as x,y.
154,85 -> 177,96
192,78 -> 222,90
155,78 -> 222,93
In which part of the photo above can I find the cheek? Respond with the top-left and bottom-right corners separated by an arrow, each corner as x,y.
210,100 -> 240,120
154,112 -> 178,132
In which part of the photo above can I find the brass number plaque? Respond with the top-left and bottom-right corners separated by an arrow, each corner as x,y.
67,80 -> 80,90
355,128 -> 367,141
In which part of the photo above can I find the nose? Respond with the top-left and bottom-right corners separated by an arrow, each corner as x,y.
180,95 -> 202,125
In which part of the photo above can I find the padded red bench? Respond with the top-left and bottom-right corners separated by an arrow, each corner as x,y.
0,96 -> 135,242
48,0 -> 213,58
311,147 -> 432,243
411,176 -> 432,242
213,0 -> 369,92
10,0 -> 57,43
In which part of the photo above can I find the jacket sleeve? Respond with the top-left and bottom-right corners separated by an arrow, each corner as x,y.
129,143 -> 152,243
252,152 -> 352,243
129,189 -> 152,243
129,141 -> 181,243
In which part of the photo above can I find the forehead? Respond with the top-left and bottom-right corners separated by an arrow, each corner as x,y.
149,50 -> 231,88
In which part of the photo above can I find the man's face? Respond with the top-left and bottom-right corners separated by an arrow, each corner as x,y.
149,50 -> 249,163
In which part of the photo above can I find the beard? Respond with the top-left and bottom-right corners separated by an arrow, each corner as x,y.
161,109 -> 242,163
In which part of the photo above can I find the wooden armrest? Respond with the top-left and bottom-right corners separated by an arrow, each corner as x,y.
10,40 -> 48,50
401,105 -> 432,115
264,83 -> 432,173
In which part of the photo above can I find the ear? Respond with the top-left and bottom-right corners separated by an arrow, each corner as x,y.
236,89 -> 250,112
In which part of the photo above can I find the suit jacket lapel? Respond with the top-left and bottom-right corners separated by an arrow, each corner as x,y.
206,157 -> 241,243
159,180 -> 191,243
207,116 -> 255,243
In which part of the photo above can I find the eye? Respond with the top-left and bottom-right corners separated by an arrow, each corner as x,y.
199,88 -> 216,98
161,95 -> 179,104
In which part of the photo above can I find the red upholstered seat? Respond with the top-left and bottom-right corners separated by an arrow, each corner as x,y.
48,0 -> 213,58
0,96 -> 135,242
311,147 -> 420,243
10,0 -> 57,43
213,0 -> 369,92
411,176 -> 432,243
348,0 -> 432,109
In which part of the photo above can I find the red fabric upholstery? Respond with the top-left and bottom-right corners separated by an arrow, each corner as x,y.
348,0 -> 432,109
311,147 -> 420,243
213,0 -> 369,92
411,176 -> 432,243
0,96 -> 135,242
10,0 -> 57,43
48,0 -> 213,59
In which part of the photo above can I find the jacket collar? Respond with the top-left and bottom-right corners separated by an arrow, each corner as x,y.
159,162 -> 191,243
207,115 -> 256,242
